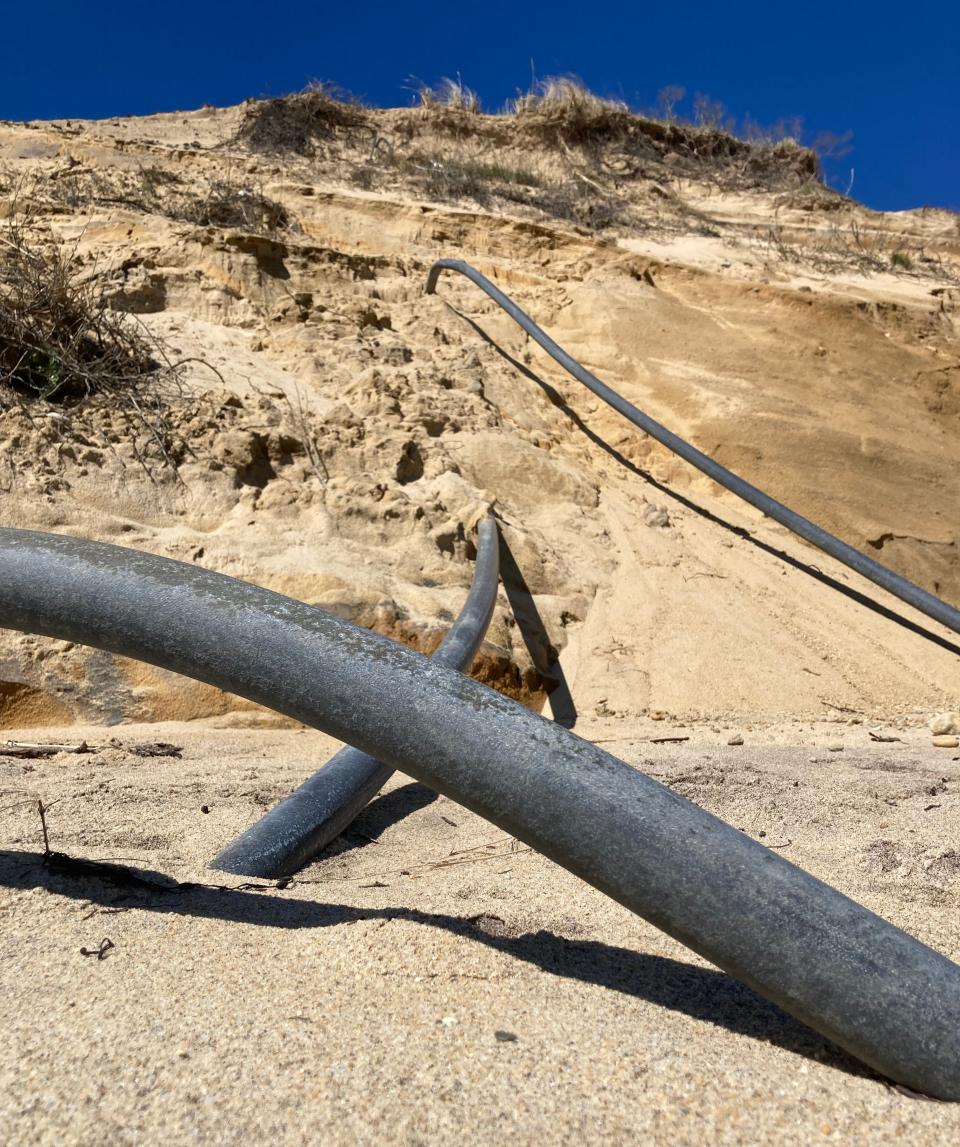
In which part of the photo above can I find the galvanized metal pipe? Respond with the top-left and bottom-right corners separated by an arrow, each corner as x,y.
210,515 -> 500,877
426,258 -> 960,638
1,528 -> 959,1098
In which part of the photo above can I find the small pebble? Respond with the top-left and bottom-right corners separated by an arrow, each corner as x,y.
727,733 -> 744,746
932,735 -> 959,749
494,1030 -> 518,1043
827,741 -> 844,752
642,503 -> 670,528
929,712 -> 960,736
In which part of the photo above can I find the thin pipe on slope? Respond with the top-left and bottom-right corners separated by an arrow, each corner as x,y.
425,258 -> 960,638
210,515 -> 500,878
1,528 -> 960,1098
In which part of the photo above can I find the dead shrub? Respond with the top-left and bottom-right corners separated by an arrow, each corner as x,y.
739,139 -> 819,189
0,207 -> 189,466
525,181 -> 631,231
236,87 -> 366,156
410,155 -> 542,205
48,166 -> 289,233
173,178 -> 289,231
420,159 -> 492,205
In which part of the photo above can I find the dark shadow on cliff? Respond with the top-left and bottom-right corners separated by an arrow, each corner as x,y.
448,305 -> 959,659
495,528 -> 577,728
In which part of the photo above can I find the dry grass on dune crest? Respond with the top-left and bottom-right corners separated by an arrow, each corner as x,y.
235,83 -> 368,156
225,76 -> 825,245
235,75 -> 821,200
228,76 -> 958,284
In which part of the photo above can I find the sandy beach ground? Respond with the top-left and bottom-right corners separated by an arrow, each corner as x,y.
1,718 -> 959,1144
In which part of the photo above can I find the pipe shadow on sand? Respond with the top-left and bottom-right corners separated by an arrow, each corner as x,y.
321,781 -> 439,856
0,847 -> 874,1083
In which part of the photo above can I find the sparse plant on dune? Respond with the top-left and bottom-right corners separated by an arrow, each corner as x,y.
227,76 -> 833,221
172,177 -> 289,232
394,151 -> 623,231
692,92 -> 734,133
415,76 -> 481,114
236,84 -> 366,156
526,179 -> 631,231
513,75 -> 627,116
0,200 -> 191,466
46,165 -> 290,235
413,155 -> 542,205
512,75 -> 631,144
655,85 -> 686,122
761,212 -> 957,282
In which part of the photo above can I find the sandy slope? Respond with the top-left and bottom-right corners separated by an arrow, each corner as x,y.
0,99 -> 959,1142
0,104 -> 958,726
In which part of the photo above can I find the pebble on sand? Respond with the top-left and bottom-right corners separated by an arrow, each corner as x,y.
932,735 -> 960,749
727,733 -> 744,746
929,713 -> 960,736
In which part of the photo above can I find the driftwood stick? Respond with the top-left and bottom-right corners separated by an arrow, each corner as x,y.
2,740 -> 90,758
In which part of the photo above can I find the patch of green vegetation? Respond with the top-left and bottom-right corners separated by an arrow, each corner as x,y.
410,156 -> 542,205
455,161 -> 541,187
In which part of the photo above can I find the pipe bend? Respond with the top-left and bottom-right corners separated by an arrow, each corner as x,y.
425,258 -> 960,638
210,514 -> 500,877
1,527 -> 960,1098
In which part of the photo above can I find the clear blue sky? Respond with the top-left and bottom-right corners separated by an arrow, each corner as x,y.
3,1 -> 956,212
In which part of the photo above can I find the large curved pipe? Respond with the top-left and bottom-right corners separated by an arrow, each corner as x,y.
1,528 -> 960,1097
210,515 -> 500,877
426,258 -> 960,638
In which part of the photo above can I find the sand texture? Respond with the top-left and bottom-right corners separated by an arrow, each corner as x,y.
2,723 -> 960,1144
0,97 -> 958,1142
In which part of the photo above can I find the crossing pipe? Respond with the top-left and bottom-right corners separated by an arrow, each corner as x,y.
1,527 -> 959,1097
210,515 -> 500,877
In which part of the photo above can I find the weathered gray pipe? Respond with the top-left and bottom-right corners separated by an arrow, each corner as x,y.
426,258 -> 960,638
1,529 -> 960,1096
210,515 -> 500,877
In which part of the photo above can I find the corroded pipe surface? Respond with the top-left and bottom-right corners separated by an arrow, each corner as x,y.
210,515 -> 500,877
1,528 -> 960,1098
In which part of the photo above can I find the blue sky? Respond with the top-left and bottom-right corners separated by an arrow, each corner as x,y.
3,1 -> 956,212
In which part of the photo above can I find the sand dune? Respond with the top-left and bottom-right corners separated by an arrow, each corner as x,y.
1,97 -> 958,1142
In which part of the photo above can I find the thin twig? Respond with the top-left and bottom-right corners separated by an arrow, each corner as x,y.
38,799 -> 50,856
